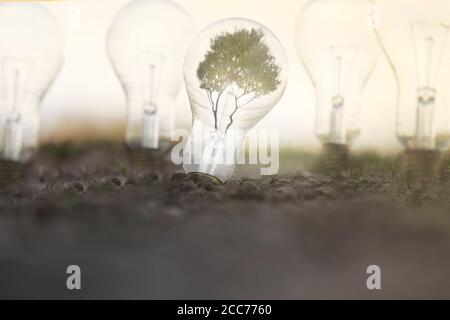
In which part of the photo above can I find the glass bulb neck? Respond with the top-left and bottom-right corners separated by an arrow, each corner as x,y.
414,87 -> 436,150
125,112 -> 159,150
198,135 -> 228,178
1,117 -> 23,162
183,122 -> 244,183
142,110 -> 159,149
329,96 -> 345,144
125,96 -> 177,150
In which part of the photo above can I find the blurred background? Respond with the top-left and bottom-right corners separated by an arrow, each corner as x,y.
2,1 -> 450,300
39,0 -> 399,153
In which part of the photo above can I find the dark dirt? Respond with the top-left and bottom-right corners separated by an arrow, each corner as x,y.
1,142 -> 450,299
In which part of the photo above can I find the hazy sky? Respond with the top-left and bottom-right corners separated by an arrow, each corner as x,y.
38,0 -> 399,152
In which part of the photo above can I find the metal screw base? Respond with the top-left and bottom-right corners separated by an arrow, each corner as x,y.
0,160 -> 23,187
404,149 -> 442,185
442,151 -> 450,182
127,140 -> 175,170
128,147 -> 160,169
187,172 -> 223,186
320,143 -> 350,173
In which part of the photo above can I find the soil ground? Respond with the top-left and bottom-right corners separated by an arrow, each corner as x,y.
1,142 -> 450,299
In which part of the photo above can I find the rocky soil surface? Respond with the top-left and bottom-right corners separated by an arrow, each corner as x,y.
1,143 -> 450,299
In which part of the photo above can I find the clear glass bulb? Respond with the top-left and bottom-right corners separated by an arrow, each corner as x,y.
0,3 -> 63,163
183,18 -> 288,183
107,0 -> 194,151
378,0 -> 450,153
295,0 -> 380,160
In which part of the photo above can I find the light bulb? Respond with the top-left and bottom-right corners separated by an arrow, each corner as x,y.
295,0 -> 380,171
0,3 -> 63,184
106,0 -> 194,160
182,18 -> 288,183
378,0 -> 450,182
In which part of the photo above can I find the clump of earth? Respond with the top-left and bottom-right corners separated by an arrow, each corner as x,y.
1,142 -> 450,299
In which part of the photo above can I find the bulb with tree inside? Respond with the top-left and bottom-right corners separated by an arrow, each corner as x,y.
183,19 -> 288,183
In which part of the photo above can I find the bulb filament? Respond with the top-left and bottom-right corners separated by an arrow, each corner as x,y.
412,22 -> 449,149
1,57 -> 33,161
328,45 -> 358,144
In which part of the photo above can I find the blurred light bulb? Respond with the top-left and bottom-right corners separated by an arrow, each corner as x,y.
295,0 -> 380,171
0,3 -> 63,184
107,0 -> 194,156
183,18 -> 288,183
378,0 -> 450,182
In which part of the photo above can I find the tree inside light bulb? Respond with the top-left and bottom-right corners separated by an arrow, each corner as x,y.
197,28 -> 281,135
107,0 -> 194,151
183,19 -> 288,182
0,3 -> 63,164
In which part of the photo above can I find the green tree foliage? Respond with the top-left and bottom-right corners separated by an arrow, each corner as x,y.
197,28 -> 281,132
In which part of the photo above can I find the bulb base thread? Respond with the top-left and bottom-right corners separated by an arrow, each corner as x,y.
127,140 -> 174,170
187,172 -> 223,186
404,149 -> 442,185
441,151 -> 450,182
0,160 -> 23,187
320,143 -> 350,173
128,147 -> 160,169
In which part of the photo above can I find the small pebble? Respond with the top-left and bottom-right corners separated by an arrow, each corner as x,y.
142,172 -> 160,183
178,180 -> 198,193
316,186 -> 336,197
111,177 -> 124,188
170,171 -> 187,183
297,180 -> 316,189
233,181 -> 263,199
65,182 -> 86,194
276,186 -> 297,198
277,178 -> 292,185
224,180 -> 241,193
188,173 -> 221,190
306,177 -> 320,186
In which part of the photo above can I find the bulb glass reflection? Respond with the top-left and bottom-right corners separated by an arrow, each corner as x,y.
107,0 -> 194,150
378,0 -> 450,153
183,18 -> 288,182
0,3 -> 63,163
295,0 -> 380,149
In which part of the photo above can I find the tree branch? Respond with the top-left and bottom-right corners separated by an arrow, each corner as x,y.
236,92 -> 258,108
224,92 -> 261,134
207,90 -> 214,108
213,90 -> 225,130
225,96 -> 240,134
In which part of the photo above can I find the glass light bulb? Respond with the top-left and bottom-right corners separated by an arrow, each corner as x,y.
107,0 -> 194,151
183,18 -> 288,183
0,3 -> 63,163
378,0 -> 450,153
295,0 -> 380,151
